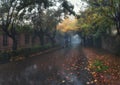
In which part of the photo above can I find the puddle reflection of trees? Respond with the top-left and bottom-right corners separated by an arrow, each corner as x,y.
18,51 -> 95,85
0,46 -> 95,85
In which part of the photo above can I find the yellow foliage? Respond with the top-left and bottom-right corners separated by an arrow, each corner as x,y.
57,18 -> 78,32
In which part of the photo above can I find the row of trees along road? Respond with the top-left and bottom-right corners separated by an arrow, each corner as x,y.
0,0 -> 76,51
77,0 -> 120,47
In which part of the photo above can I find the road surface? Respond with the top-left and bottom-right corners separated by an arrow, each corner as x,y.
0,44 -> 95,85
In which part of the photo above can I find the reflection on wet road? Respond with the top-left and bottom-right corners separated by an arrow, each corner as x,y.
0,44 -> 95,85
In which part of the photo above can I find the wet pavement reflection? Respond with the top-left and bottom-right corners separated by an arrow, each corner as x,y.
0,44 -> 95,85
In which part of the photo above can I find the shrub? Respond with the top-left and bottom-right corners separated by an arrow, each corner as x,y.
0,44 -> 56,63
0,51 -> 10,63
91,60 -> 109,72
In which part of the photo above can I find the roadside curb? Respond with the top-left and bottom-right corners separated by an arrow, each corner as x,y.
30,46 -> 62,57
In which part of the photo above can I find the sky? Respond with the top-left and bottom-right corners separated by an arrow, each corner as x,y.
67,0 -> 88,14
49,0 -> 88,14
57,0 -> 88,32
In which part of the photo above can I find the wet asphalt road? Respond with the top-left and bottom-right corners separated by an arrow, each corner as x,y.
0,44 -> 95,85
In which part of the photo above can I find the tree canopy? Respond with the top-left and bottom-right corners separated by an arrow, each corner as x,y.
57,17 -> 78,32
83,0 -> 120,35
0,0 -> 76,50
76,0 -> 119,39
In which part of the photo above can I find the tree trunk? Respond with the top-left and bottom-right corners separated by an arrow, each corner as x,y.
46,33 -> 55,46
50,38 -> 55,46
115,16 -> 120,35
39,35 -> 44,46
117,28 -> 120,35
39,29 -> 45,46
12,36 -> 17,51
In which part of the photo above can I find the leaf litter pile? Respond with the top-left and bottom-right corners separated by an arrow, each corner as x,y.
83,48 -> 120,85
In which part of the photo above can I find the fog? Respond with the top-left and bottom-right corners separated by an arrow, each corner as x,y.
71,34 -> 81,45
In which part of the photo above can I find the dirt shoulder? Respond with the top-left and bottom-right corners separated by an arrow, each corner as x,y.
83,47 -> 120,85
